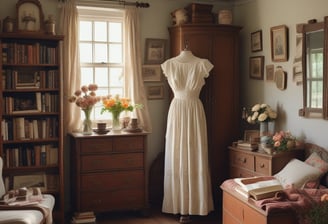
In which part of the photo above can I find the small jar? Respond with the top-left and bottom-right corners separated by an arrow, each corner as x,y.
45,15 -> 55,35
3,16 -> 15,32
218,10 -> 232,25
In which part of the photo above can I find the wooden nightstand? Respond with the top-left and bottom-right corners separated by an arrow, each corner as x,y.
229,146 -> 304,178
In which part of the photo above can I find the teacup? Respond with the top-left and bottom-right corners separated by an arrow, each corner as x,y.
97,122 -> 107,131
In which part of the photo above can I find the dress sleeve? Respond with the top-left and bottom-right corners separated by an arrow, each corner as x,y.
161,60 -> 170,78
202,59 -> 214,78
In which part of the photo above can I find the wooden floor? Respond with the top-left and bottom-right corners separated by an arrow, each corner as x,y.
95,206 -> 221,224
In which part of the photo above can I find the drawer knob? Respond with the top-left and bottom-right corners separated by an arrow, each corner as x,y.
239,157 -> 247,163
260,163 -> 265,168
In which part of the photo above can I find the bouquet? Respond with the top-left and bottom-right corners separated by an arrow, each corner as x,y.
266,131 -> 296,151
246,103 -> 277,124
101,95 -> 143,115
68,84 -> 101,110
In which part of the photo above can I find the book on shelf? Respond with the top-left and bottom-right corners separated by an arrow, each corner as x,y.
234,176 -> 283,200
71,211 -> 96,224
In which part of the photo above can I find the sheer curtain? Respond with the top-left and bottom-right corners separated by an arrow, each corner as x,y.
59,1 -> 152,133
59,0 -> 81,134
124,8 -> 152,132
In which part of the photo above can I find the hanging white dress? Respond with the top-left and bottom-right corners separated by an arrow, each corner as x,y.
161,51 -> 214,216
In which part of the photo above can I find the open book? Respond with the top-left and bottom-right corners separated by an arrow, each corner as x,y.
234,176 -> 283,200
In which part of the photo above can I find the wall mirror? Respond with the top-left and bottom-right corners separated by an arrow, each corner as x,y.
299,17 -> 328,119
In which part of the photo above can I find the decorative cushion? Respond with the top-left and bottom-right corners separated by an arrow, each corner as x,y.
305,152 -> 328,173
274,158 -> 322,189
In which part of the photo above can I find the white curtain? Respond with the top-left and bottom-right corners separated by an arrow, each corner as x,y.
59,0 -> 81,134
124,8 -> 152,132
59,1 -> 152,133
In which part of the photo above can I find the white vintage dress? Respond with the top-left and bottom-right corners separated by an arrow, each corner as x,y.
161,51 -> 214,216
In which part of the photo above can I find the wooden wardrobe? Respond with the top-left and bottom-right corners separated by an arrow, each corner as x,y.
168,24 -> 242,209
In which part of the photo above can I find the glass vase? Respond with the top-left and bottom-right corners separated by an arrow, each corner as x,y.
82,109 -> 93,135
111,111 -> 122,133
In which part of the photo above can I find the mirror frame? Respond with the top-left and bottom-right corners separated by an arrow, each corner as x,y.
299,17 -> 328,119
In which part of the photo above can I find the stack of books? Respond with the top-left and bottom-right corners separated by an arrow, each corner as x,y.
234,176 -> 283,200
71,211 -> 96,224
236,141 -> 258,151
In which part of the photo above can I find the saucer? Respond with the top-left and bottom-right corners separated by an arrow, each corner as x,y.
123,127 -> 142,133
93,128 -> 110,134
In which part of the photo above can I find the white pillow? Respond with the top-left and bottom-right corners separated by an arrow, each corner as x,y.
0,157 -> 6,197
274,158 -> 322,189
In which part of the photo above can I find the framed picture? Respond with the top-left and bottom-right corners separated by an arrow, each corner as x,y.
249,56 -> 264,80
16,0 -> 44,32
142,65 -> 163,82
266,64 -> 274,81
146,85 -> 164,99
275,67 -> 287,90
244,130 -> 260,142
12,92 -> 41,114
251,30 -> 262,52
270,25 -> 289,62
144,38 -> 167,64
13,173 -> 47,191
14,71 -> 40,89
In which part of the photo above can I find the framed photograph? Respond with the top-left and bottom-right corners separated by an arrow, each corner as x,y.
13,173 -> 47,191
249,56 -> 264,80
266,64 -> 274,81
16,0 -> 44,32
12,92 -> 41,114
144,38 -> 167,64
270,25 -> 289,62
146,85 -> 164,99
244,130 -> 260,142
251,30 -> 262,52
14,71 -> 40,89
142,65 -> 163,82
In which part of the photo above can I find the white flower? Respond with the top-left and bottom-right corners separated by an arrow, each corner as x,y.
252,104 -> 261,112
246,103 -> 277,124
258,113 -> 268,122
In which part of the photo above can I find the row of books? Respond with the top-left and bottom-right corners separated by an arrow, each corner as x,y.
2,42 -> 58,65
2,69 -> 59,90
71,211 -> 96,224
3,144 -> 58,168
1,117 -> 59,141
2,92 -> 59,114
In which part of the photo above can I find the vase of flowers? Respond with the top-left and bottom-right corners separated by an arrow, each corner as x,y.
101,95 -> 142,132
266,130 -> 296,153
68,84 -> 101,135
246,103 -> 277,143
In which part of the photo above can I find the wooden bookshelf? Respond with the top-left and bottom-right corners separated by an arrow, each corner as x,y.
0,33 -> 64,223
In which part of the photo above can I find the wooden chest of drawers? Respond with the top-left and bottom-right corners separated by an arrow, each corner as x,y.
229,146 -> 304,178
69,132 -> 149,213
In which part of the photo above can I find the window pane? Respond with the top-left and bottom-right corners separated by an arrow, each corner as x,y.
95,67 -> 108,87
80,43 -> 93,63
109,44 -> 122,63
81,67 -> 94,84
109,22 -> 122,42
80,21 -> 92,41
109,68 -> 123,86
95,21 -> 107,41
95,43 -> 108,63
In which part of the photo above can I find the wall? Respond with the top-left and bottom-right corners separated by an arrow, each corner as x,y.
233,0 -> 328,149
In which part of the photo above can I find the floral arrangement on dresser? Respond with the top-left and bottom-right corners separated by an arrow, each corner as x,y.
68,84 -> 101,110
266,131 -> 296,152
246,103 -> 277,124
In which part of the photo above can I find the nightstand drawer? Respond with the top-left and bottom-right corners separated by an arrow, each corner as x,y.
81,170 -> 144,191
80,138 -> 113,153
255,156 -> 271,175
81,153 -> 143,171
113,136 -> 144,152
230,150 -> 255,171
230,166 -> 254,178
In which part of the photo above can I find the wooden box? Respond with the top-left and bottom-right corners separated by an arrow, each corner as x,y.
185,3 -> 214,24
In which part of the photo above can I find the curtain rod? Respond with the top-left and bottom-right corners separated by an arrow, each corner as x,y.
58,0 -> 150,8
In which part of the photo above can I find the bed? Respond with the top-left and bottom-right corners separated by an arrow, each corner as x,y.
0,157 -> 55,224
221,143 -> 328,224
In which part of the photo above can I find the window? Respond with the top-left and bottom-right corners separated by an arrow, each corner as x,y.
78,6 -> 124,121
307,48 -> 323,109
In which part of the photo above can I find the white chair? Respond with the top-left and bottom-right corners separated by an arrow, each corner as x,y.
0,157 -> 55,224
